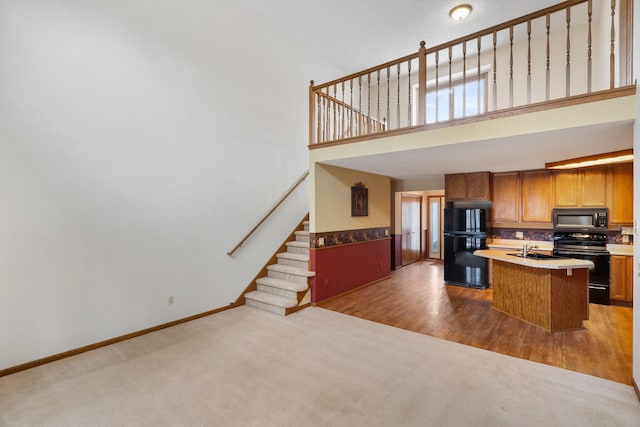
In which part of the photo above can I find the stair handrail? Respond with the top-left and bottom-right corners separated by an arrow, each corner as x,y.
227,169 -> 310,257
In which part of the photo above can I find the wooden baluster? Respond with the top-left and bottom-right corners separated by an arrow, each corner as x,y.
587,0 -> 593,93
377,70 -> 381,132
386,67 -> 390,128
566,6 -> 571,97
546,13 -> 551,101
509,26 -> 514,108
477,37 -> 481,115
309,80 -> 315,145
418,41 -> 427,126
321,94 -> 326,143
325,91 -> 330,142
396,63 -> 401,128
407,59 -> 412,126
610,0 -> 616,89
367,73 -> 371,134
463,40 -> 467,117
332,84 -> 337,141
341,81 -> 345,139
358,76 -> 362,136
527,20 -> 532,104
349,79 -> 353,138
435,50 -> 439,122
316,90 -> 322,143
493,32 -> 497,111
448,46 -> 453,120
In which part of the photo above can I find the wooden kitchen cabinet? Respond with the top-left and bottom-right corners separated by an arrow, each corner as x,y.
610,255 -> 633,303
444,173 -> 466,201
553,169 -> 579,207
492,172 -> 520,222
521,170 -> 553,222
553,166 -> 607,208
608,163 -> 633,225
581,167 -> 608,207
445,172 -> 491,202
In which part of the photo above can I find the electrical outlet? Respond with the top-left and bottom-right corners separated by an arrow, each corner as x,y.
622,235 -> 629,243
318,237 -> 325,246
168,296 -> 174,305
515,231 -> 524,239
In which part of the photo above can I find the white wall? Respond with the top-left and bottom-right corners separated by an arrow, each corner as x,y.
0,1 -> 340,369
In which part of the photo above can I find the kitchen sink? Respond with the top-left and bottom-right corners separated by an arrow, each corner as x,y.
507,252 -> 565,260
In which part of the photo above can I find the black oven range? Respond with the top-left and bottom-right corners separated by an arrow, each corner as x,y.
552,225 -> 610,305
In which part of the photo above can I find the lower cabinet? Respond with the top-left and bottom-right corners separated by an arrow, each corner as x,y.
610,255 -> 633,303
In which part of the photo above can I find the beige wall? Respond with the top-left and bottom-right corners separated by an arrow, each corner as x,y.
312,164 -> 390,233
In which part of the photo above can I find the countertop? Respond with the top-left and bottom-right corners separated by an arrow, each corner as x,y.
488,239 -> 633,256
474,249 -> 594,270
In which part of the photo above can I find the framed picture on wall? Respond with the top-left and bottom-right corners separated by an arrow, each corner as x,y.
351,184 -> 368,216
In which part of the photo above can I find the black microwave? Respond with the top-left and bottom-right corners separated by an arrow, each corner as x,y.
552,208 -> 608,231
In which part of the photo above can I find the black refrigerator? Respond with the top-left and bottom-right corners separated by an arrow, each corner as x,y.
443,208 -> 488,289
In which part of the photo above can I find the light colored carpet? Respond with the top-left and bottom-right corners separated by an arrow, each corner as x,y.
1,306 -> 639,426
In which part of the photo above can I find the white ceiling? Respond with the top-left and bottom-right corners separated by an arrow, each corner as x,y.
245,0 -> 633,181
245,0 -> 561,74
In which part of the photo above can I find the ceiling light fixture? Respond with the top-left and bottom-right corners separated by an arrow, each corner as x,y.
545,149 -> 633,170
449,4 -> 472,21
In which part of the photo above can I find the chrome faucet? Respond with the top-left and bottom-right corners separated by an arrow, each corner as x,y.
522,244 -> 539,258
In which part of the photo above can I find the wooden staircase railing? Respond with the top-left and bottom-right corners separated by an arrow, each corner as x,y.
309,0 -> 634,146
227,170 -> 309,257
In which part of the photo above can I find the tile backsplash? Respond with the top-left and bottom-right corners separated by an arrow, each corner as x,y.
490,228 -> 632,244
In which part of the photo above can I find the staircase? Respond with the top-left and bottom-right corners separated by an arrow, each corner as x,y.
244,220 -> 314,316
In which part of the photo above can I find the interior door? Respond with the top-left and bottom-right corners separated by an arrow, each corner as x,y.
401,194 -> 422,266
428,196 -> 445,259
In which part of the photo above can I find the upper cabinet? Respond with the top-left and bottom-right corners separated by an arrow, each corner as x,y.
445,172 -> 491,202
608,163 -> 633,225
553,167 -> 607,208
492,163 -> 632,227
492,172 -> 520,222
521,170 -> 553,222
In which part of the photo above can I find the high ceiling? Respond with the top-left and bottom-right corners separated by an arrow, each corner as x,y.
243,0 -> 562,75
242,0 -> 633,181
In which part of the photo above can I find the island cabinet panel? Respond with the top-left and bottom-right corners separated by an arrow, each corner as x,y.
549,268 -> 589,331
493,261 -> 551,329
492,260 -> 588,331
610,255 -> 633,303
608,163 -> 633,225
492,172 -> 520,222
521,170 -> 553,222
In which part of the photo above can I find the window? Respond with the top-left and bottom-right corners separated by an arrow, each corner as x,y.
424,73 -> 488,124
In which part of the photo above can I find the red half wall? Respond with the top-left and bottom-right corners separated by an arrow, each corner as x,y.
310,238 -> 391,303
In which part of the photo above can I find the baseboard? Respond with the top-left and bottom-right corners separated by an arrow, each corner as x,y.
0,301 -> 242,378
633,377 -> 640,402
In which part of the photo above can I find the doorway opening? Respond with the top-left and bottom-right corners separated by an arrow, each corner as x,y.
401,194 -> 422,266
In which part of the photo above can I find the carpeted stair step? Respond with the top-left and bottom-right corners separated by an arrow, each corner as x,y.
276,252 -> 309,269
256,276 -> 307,299
286,240 -> 309,255
295,230 -> 310,243
244,290 -> 297,316
267,263 -> 315,286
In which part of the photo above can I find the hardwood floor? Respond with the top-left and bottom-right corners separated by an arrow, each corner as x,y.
318,259 -> 633,385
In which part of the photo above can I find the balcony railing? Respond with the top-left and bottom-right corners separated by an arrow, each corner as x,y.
309,0 -> 634,146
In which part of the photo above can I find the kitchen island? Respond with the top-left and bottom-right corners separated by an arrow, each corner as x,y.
474,249 -> 594,331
